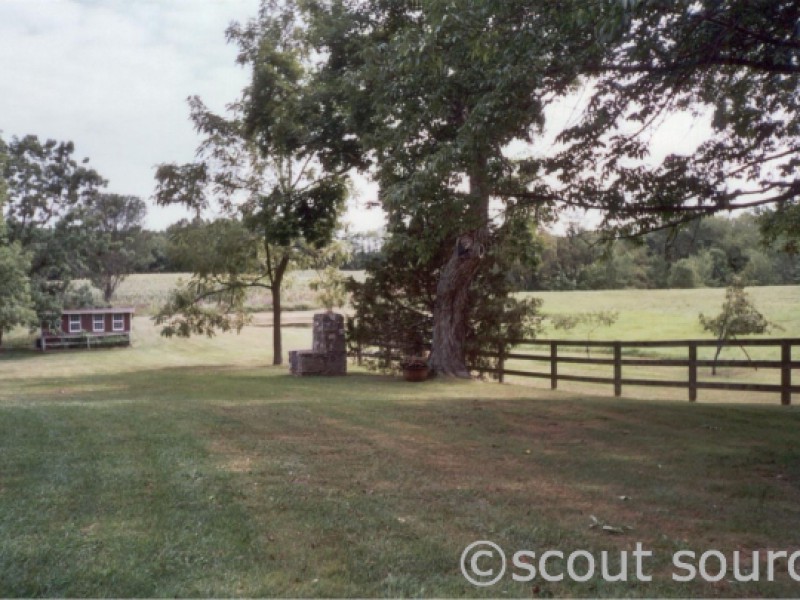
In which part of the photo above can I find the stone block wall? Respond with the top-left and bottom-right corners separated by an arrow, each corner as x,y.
289,312 -> 347,376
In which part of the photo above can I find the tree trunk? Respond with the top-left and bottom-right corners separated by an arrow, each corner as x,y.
712,343 -> 722,376
430,238 -> 484,377
104,280 -> 114,304
271,254 -> 290,366
272,285 -> 283,366
429,151 -> 490,378
712,328 -> 727,376
0,329 -> 4,348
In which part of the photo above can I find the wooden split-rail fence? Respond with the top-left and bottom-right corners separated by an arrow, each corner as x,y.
353,338 -> 800,405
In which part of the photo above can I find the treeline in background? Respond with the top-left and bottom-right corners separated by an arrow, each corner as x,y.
515,214 -> 799,291
136,213 -> 798,291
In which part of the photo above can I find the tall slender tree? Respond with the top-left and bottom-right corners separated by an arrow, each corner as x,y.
154,5 -> 348,365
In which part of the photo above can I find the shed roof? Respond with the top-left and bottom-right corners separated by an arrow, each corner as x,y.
60,307 -> 136,315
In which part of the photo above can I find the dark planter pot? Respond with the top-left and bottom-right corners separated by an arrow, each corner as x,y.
403,366 -> 430,382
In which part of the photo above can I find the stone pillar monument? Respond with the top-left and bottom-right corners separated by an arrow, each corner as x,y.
289,312 -> 347,376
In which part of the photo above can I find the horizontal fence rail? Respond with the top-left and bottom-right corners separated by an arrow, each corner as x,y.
352,338 -> 799,405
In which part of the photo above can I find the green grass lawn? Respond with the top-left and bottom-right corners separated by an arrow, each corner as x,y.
1,314 -> 800,596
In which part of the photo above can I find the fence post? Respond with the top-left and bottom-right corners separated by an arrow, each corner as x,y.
613,342 -> 622,397
550,342 -> 558,389
497,342 -> 505,384
688,342 -> 698,402
782,341 -> 792,406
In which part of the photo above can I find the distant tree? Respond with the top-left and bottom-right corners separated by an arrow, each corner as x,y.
531,215 -> 797,291
0,149 -> 36,347
136,230 -> 171,273
699,279 -> 774,375
740,250 -> 780,287
668,259 -> 701,289
340,230 -> 383,271
705,248 -> 732,287
760,206 -> 800,255
0,243 -> 36,348
309,242 -> 350,311
81,194 -> 148,302
1,134 -> 105,321
550,311 -> 619,357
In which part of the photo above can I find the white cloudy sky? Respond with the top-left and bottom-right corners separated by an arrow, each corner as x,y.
0,1 -> 711,233
0,0 -> 385,231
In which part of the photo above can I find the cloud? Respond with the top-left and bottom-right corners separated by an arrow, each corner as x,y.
0,0 -> 257,229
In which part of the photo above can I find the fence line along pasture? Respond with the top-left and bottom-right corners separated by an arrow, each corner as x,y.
352,338 -> 800,405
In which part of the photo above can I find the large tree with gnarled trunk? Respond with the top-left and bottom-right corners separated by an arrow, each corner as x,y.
300,0 -> 617,376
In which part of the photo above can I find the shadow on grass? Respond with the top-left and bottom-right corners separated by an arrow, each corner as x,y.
0,347 -> 43,362
2,363 -> 800,596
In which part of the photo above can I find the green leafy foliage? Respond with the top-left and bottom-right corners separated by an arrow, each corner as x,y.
308,241 -> 351,311
699,280 -> 773,341
529,215 -> 799,291
80,194 -> 149,302
0,243 -> 36,347
301,0 -> 616,374
154,218 -> 272,337
699,278 -> 778,374
309,266 -> 348,311
348,207 -> 544,373
153,6 -> 348,365
552,0 -> 800,239
1,133 -> 107,321
550,310 -> 619,357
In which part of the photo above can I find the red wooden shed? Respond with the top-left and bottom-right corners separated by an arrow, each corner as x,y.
40,307 -> 135,351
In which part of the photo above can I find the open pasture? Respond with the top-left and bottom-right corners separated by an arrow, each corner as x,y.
505,287 -> 800,404
98,270 -> 367,315
108,276 -> 799,341
1,309 -> 800,596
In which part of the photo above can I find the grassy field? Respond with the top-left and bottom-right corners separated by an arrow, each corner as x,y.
95,274 -> 800,341
1,310 -> 800,596
527,286 -> 800,341
507,287 -> 800,404
7,280 -> 798,401
95,270 -> 367,315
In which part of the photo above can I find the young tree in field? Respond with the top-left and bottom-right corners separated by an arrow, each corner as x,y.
699,279 -> 774,375
308,241 -> 351,312
550,311 -> 619,358
80,193 -> 149,303
154,9 -> 348,365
